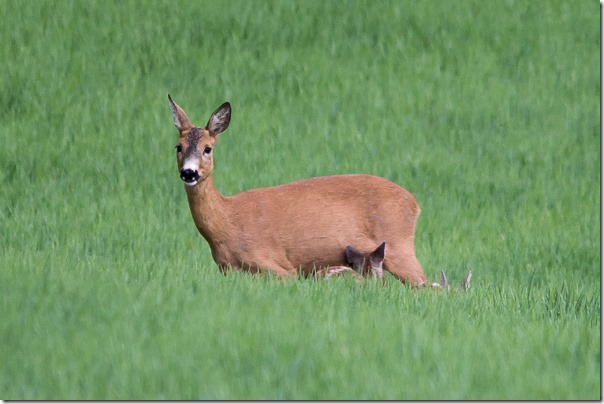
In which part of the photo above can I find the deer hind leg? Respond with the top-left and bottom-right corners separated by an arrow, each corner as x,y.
383,251 -> 427,287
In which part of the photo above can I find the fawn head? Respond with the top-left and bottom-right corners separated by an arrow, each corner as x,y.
439,270 -> 472,291
345,242 -> 386,280
168,95 -> 231,187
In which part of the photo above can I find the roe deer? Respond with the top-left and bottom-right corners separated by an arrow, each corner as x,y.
439,270 -> 472,291
168,95 -> 428,286
315,242 -> 386,281
345,242 -> 386,280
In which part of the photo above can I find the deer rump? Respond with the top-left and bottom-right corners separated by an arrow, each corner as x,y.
210,174 -> 420,276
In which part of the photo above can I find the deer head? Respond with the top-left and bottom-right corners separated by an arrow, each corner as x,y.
345,242 -> 386,280
168,95 -> 231,187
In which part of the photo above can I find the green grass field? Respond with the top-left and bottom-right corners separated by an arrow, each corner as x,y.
0,0 -> 599,400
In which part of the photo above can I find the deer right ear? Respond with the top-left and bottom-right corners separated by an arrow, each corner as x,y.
168,94 -> 193,133
440,270 -> 450,290
206,102 -> 231,135
370,242 -> 386,264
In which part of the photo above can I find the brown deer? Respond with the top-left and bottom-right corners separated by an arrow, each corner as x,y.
439,270 -> 472,291
345,242 -> 386,280
168,95 -> 429,286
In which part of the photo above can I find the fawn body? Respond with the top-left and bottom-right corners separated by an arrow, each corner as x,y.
315,242 -> 386,281
169,95 -> 427,286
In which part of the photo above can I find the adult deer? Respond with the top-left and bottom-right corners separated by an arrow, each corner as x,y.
168,95 -> 429,286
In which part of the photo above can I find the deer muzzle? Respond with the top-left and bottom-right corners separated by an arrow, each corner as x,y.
180,168 -> 200,186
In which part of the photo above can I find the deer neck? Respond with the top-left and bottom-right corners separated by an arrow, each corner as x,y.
184,175 -> 231,244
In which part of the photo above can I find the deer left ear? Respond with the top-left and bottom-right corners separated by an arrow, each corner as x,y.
168,94 -> 194,133
345,245 -> 365,272
461,271 -> 472,291
206,102 -> 231,135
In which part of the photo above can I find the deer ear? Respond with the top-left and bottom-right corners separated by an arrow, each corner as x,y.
345,245 -> 365,272
369,242 -> 386,265
440,270 -> 450,289
168,94 -> 194,133
206,102 -> 231,135
369,242 -> 386,279
461,271 -> 472,291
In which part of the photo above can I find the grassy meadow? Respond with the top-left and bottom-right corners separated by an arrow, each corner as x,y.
0,0 -> 600,400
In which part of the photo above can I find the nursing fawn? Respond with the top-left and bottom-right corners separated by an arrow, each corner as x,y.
315,242 -> 386,281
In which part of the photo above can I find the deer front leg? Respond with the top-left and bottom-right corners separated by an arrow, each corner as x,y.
383,252 -> 427,287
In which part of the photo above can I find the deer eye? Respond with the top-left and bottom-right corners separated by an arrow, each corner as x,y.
175,144 -> 183,153
203,146 -> 212,154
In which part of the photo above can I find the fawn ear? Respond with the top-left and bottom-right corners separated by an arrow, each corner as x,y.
369,242 -> 386,266
461,271 -> 472,291
440,270 -> 450,289
345,245 -> 365,271
369,242 -> 386,280
168,94 -> 194,133
206,102 -> 231,135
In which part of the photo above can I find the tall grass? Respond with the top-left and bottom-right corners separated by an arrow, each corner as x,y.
0,0 -> 599,400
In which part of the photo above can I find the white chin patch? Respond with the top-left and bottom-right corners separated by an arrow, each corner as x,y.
183,180 -> 198,187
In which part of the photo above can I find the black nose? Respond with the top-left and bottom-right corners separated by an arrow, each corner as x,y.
180,168 -> 200,183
